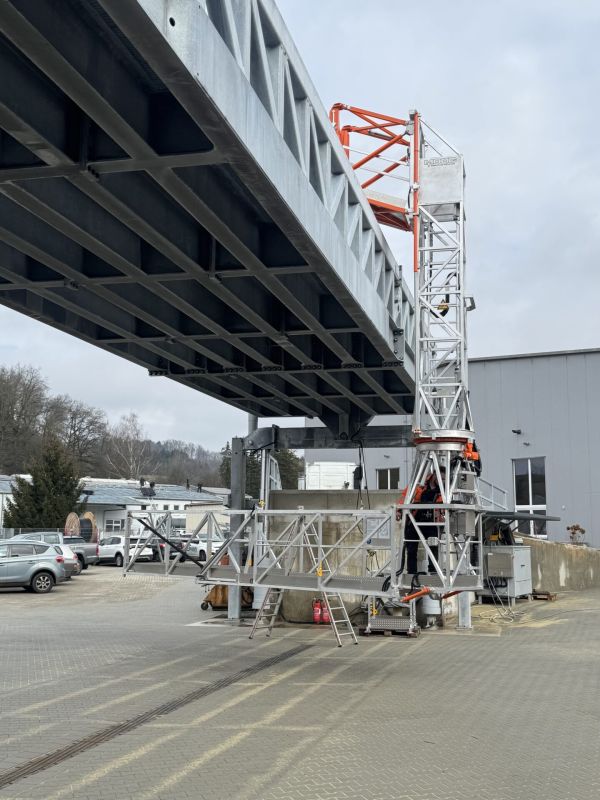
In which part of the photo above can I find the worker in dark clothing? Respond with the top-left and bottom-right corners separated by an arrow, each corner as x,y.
402,504 -> 420,575
418,471 -> 444,573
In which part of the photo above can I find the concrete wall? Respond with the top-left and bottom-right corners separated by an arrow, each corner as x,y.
528,539 -> 600,593
270,490 -> 397,623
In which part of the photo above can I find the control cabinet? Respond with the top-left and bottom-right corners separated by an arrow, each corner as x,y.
477,545 -> 532,604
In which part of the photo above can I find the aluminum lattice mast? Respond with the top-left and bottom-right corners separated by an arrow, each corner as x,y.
332,106 -> 482,607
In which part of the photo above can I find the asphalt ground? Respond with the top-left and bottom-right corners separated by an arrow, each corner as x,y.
0,566 -> 599,799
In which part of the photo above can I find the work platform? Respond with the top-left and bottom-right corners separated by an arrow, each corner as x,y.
142,506 -> 485,600
0,0 -> 415,431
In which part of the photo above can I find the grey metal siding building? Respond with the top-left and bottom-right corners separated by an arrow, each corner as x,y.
305,348 -> 600,547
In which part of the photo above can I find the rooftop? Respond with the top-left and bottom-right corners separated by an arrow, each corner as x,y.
81,479 -> 222,507
0,475 -> 222,507
470,346 -> 600,363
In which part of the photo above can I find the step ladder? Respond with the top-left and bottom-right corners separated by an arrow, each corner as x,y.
249,586 -> 357,647
322,591 -> 358,647
249,587 -> 284,639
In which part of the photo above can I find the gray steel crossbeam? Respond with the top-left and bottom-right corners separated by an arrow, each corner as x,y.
0,274 -> 266,416
0,150 -> 224,183
244,422 -> 429,452
0,225 -> 316,418
0,134 -> 328,417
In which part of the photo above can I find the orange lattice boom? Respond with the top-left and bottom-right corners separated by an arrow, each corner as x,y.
329,104 -> 412,232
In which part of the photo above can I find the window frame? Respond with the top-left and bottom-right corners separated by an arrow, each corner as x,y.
376,467 -> 400,491
513,456 -> 547,537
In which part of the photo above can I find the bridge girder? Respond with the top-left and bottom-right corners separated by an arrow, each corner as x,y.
0,0 -> 415,431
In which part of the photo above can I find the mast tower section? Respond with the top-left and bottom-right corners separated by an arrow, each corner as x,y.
332,105 -> 482,607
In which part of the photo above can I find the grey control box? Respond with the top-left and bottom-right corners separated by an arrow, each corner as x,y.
487,551 -> 514,578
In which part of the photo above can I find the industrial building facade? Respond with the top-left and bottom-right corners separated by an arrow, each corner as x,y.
305,348 -> 600,547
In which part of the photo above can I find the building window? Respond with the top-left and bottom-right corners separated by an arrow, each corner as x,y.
141,505 -> 147,511
105,519 -> 125,533
513,457 -> 547,536
376,467 -> 400,491
163,505 -> 169,511
173,505 -> 180,511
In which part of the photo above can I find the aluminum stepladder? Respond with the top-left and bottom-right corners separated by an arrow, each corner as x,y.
249,514 -> 358,647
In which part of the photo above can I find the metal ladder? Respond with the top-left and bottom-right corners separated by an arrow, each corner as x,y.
249,587 -> 284,639
249,518 -> 357,647
249,586 -> 357,647
321,590 -> 358,647
304,521 -> 357,647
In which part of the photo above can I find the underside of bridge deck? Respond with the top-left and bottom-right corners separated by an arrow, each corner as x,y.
0,0 -> 415,434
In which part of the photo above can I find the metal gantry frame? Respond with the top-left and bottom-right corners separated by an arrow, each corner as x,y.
123,510 -> 226,576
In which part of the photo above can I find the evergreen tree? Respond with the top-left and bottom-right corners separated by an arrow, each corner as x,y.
219,442 -> 232,487
274,449 -> 304,490
4,439 -> 86,529
218,442 -> 302,498
218,441 -> 261,499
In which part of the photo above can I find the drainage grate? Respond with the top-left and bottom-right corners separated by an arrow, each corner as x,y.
0,643 -> 311,790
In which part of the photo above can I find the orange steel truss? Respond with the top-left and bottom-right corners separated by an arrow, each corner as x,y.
329,103 -> 413,232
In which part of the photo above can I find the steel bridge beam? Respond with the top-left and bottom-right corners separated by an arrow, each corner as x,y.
0,0 -> 416,430
244,424 -> 413,451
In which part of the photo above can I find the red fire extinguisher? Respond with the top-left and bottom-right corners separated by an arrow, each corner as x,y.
312,598 -> 322,624
321,600 -> 331,625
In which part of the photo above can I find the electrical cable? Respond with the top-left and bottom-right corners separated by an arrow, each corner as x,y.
477,548 -> 526,624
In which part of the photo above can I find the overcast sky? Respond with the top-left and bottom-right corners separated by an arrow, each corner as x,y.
0,1 -> 597,450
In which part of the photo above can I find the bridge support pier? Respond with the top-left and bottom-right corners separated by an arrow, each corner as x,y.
227,437 -> 246,620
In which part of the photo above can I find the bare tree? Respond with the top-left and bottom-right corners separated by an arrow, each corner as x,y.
62,401 -> 107,474
0,365 -> 47,472
104,412 -> 157,480
40,396 -> 107,474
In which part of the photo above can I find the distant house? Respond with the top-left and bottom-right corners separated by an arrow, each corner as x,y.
79,478 -> 223,536
0,475 -> 222,536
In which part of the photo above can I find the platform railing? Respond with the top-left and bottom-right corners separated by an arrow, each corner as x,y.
196,507 -> 483,599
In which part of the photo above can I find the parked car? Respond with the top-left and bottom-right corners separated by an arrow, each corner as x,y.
186,533 -> 225,562
98,535 -> 153,567
55,543 -> 81,578
149,535 -> 191,562
0,541 -> 66,593
10,532 -> 99,569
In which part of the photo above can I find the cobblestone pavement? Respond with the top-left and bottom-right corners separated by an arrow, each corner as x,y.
0,568 -> 599,799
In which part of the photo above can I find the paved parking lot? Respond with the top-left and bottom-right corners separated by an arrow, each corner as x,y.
0,567 -> 599,800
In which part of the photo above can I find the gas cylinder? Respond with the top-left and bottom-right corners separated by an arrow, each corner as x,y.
312,597 -> 322,624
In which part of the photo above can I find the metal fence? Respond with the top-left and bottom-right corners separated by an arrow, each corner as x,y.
0,528 -> 62,540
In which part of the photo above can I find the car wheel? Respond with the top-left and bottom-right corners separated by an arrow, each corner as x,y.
115,553 -> 124,568
31,571 -> 54,594
200,601 -> 209,610
199,550 -> 207,562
